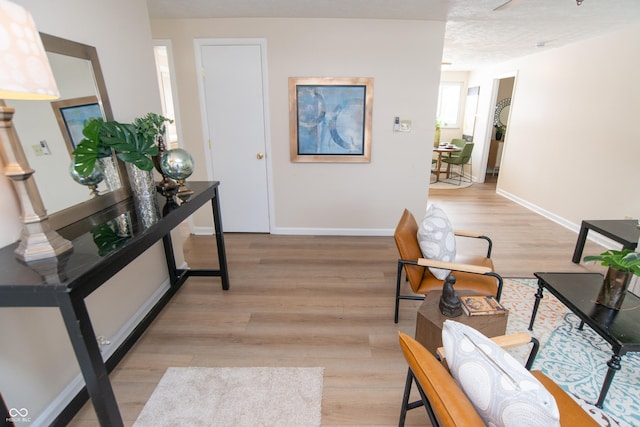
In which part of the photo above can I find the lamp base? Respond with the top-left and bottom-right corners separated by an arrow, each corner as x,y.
15,218 -> 73,262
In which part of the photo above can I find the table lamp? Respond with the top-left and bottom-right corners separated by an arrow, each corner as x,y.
0,0 -> 73,261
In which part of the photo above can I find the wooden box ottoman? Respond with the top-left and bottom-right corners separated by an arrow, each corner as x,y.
415,291 -> 508,355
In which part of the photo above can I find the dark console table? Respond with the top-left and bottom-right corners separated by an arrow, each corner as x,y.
572,219 -> 639,263
0,181 -> 229,426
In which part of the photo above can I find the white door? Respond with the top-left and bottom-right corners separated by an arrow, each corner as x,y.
198,41 -> 270,232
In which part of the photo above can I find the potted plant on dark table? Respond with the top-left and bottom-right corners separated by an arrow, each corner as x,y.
584,249 -> 640,310
72,114 -> 172,227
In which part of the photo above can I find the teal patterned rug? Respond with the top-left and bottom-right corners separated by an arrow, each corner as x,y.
501,278 -> 639,427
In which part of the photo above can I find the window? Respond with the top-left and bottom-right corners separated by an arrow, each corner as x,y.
153,42 -> 180,147
437,82 -> 463,128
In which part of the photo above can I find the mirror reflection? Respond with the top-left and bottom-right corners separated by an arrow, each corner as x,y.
499,105 -> 510,128
4,33 -> 129,229
7,52 -> 116,213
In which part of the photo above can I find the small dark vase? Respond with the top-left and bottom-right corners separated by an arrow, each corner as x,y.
596,268 -> 631,310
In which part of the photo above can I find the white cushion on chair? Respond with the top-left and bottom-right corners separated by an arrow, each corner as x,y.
442,320 -> 560,427
417,204 -> 455,280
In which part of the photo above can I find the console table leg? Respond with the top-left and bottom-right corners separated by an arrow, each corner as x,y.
572,222 -> 589,263
163,233 -> 178,286
58,294 -> 123,427
596,354 -> 621,408
211,187 -> 229,290
528,281 -> 544,331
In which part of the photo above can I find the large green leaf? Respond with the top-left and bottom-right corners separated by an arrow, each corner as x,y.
72,118 -> 112,176
72,114 -> 167,175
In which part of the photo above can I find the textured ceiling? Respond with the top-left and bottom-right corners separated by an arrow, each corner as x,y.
146,0 -> 640,71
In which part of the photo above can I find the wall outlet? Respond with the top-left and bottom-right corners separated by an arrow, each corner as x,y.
96,335 -> 111,351
31,144 -> 45,156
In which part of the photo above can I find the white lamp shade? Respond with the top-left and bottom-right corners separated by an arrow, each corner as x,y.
0,0 -> 59,100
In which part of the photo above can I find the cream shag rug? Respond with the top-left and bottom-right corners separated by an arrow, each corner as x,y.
134,367 -> 324,427
429,173 -> 473,189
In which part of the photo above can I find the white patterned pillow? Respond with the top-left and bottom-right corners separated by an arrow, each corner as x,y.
417,204 -> 455,280
442,320 -> 560,427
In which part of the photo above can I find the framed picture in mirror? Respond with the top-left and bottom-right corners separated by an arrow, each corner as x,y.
51,95 -> 103,155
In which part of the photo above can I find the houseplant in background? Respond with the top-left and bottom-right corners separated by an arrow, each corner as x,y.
434,120 -> 441,147
584,249 -> 640,310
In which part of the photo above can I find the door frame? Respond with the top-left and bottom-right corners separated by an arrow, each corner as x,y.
476,70 -> 518,184
193,38 -> 275,232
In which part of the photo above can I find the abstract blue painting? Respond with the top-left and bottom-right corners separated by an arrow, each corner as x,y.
289,77 -> 373,163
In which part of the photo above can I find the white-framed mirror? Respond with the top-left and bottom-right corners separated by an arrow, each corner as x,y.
5,33 -> 130,230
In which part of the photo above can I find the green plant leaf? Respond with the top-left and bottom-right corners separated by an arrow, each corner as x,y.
91,222 -> 130,256
584,249 -> 640,275
72,118 -> 111,176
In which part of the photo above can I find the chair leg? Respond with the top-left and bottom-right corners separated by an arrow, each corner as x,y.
398,368 -> 439,427
398,369 -> 413,427
395,261 -> 403,323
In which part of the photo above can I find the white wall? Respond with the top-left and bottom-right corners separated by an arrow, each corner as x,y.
0,0 -> 174,424
469,24 -> 640,225
151,18 -> 445,234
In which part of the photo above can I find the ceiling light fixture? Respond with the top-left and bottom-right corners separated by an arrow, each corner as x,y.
576,0 -> 583,5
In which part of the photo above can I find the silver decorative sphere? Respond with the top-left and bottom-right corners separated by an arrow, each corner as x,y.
70,161 -> 104,186
160,148 -> 194,181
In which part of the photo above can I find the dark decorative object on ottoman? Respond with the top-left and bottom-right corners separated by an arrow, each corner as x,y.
439,274 -> 463,317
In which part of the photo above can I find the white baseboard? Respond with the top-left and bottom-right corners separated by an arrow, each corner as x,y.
191,225 -> 394,236
496,189 -> 626,250
33,262 -> 187,426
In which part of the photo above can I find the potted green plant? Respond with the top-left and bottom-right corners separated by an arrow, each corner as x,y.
72,114 -> 172,226
584,249 -> 640,310
72,113 -> 172,176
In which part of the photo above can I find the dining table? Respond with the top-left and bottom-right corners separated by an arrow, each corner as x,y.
433,145 -> 462,182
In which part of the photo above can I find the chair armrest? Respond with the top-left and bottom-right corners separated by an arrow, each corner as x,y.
417,258 -> 492,275
403,258 -> 504,301
454,229 -> 484,238
437,333 -> 540,370
453,230 -> 493,258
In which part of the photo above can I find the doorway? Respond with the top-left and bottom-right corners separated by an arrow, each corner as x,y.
485,76 -> 514,183
195,39 -> 272,232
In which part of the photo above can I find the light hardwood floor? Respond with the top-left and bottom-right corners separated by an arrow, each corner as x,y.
69,177 -> 607,426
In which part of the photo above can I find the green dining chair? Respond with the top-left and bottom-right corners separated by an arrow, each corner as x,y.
430,158 -> 438,183
448,138 -> 467,160
442,142 -> 474,185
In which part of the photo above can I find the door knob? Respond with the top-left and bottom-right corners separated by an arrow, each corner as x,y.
256,152 -> 264,159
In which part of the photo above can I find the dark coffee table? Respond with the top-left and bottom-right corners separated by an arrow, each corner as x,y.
572,219 -> 639,263
528,272 -> 640,408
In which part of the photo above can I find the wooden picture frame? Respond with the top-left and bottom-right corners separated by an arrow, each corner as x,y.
289,77 -> 373,163
51,95 -> 103,155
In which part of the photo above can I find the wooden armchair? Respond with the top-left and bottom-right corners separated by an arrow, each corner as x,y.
393,209 -> 503,322
398,332 -> 599,427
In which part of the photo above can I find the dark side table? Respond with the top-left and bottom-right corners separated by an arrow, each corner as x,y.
572,219 -> 639,263
415,291 -> 508,355
529,272 -> 640,408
